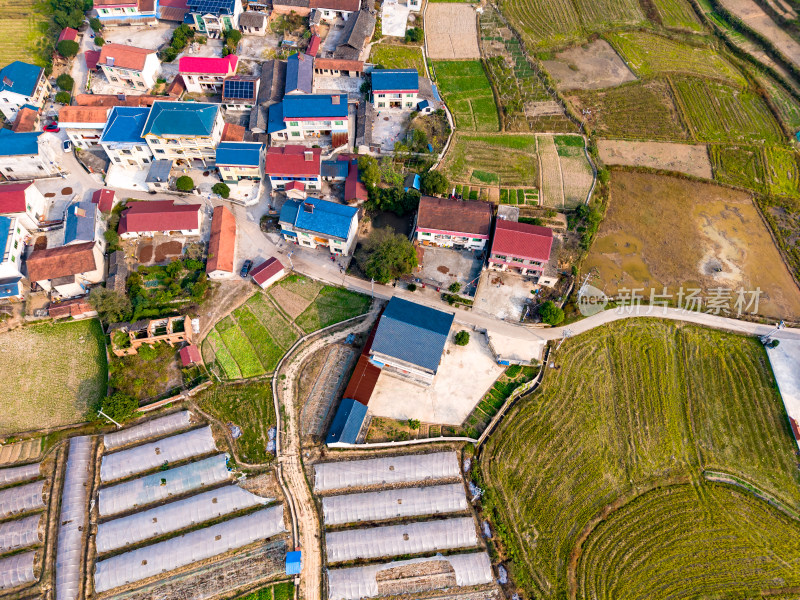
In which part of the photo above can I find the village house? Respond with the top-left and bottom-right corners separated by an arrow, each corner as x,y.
206,205 -> 237,279
157,0 -> 190,21
0,216 -> 28,280
98,44 -> 161,91
109,316 -> 193,356
368,296 -> 454,387
250,257 -> 285,289
142,101 -> 223,166
279,196 -> 358,255
268,94 -> 348,142
239,10 -> 267,34
487,220 -> 557,285
179,55 -> 239,94
344,158 -> 368,204
372,68 -> 418,109
180,344 -> 202,366
100,106 -> 154,169
0,61 -> 51,122
221,76 -> 260,112
285,52 -> 314,95
12,106 -> 40,133
313,58 -> 363,78
306,34 -> 321,57
26,241 -> 105,298
414,196 -> 492,251
145,159 -> 173,192
64,201 -> 103,251
0,181 -> 47,230
59,106 -> 110,149
321,159 -> 348,182
333,10 -> 375,60
92,188 -> 117,213
249,60 -> 287,135
184,0 -> 243,35
310,0 -> 358,20
93,0 -> 157,23
216,141 -> 265,185
264,145 -> 322,191
118,200 -> 202,238
0,131 -> 60,180
271,0 -> 310,16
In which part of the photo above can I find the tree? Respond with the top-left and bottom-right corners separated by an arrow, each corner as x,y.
358,155 -> 380,189
421,169 -> 449,195
367,186 -> 420,216
99,391 -> 138,422
408,418 -> 420,429
224,29 -> 242,44
212,182 -> 230,198
104,228 -> 120,251
89,287 -> 132,323
90,16 -> 102,31
95,36 -> 105,46
454,330 -> 470,346
448,282 -> 461,294
539,300 -> 564,326
56,39 -> 79,58
54,91 -> 71,104
356,227 -> 417,284
56,73 -> 73,91
405,27 -> 423,43
175,176 -> 194,192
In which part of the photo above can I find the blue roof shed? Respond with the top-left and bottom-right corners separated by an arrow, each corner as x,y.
285,52 -> 314,95
0,61 -> 42,97
321,160 -> 349,179
280,198 -> 357,240
372,68 -> 419,92
0,278 -> 22,299
64,201 -> 97,245
326,398 -> 368,445
285,551 -> 302,575
216,141 -> 263,167
267,102 -> 286,134
282,95 -> 348,120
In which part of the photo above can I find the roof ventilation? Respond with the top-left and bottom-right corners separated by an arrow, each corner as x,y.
304,151 -> 313,161
2,77 -> 13,87
331,95 -> 340,105
107,56 -> 115,67
302,201 -> 314,213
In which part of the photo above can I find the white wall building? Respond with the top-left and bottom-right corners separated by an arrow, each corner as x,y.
100,106 -> 154,170
0,131 -> 60,180
0,216 -> 28,280
0,181 -> 47,231
59,106 -> 110,149
98,44 -> 161,91
0,61 -> 51,122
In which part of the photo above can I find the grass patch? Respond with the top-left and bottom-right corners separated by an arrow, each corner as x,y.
232,305 -> 284,372
219,325 -> 265,379
206,329 -> 242,380
295,286 -> 371,333
0,0 -> 51,66
442,133 -> 539,187
278,273 -> 323,301
109,342 -> 183,401
433,60 -> 499,132
246,293 -> 298,349
652,0 -> 703,30
369,43 -> 425,75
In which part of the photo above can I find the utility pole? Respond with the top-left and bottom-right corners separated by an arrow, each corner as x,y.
371,278 -> 375,298
556,328 -> 573,351
98,409 -> 123,429
760,320 -> 785,345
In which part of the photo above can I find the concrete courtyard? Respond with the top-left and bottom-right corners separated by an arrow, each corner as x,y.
473,269 -> 537,321
417,246 -> 483,295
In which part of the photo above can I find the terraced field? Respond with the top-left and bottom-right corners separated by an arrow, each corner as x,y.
710,144 -> 767,191
757,73 -> 800,132
442,133 -> 539,186
480,319 -> 800,600
652,0 -> 703,30
432,60 -> 500,132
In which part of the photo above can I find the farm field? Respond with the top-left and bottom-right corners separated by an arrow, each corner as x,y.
673,77 -> 784,143
432,60 -> 500,132
597,140 -> 712,178
196,381 -> 276,463
368,43 -> 425,75
202,279 -> 370,380
480,318 -> 800,600
652,0 -> 704,30
583,170 -> 800,318
606,31 -> 747,86
442,133 -> 539,187
541,39 -> 637,91
0,0 -> 50,66
568,80 -> 690,140
424,3 -> 480,59
756,73 -> 800,131
552,134 -> 593,206
0,319 -> 108,434
719,0 -> 800,70
712,145 -> 800,196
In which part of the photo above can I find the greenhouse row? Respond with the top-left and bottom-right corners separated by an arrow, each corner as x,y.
314,452 -> 460,492
0,514 -> 40,552
0,480 -> 44,518
0,551 -> 35,590
0,463 -> 39,486
103,411 -> 193,450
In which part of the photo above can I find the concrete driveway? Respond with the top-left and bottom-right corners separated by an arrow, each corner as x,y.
381,0 -> 410,37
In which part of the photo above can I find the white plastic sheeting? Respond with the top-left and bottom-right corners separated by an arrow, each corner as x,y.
322,483 -> 468,525
0,551 -> 36,590
100,426 -> 217,482
56,436 -> 92,600
0,480 -> 44,518
98,454 -> 231,517
314,452 -> 460,492
0,514 -> 41,552
327,552 -> 493,600
94,506 -> 286,593
325,517 -> 479,563
96,486 -> 271,553
0,463 -> 40,486
103,411 -> 193,450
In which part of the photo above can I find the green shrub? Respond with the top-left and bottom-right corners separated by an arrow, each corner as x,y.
99,391 -> 137,422
56,73 -> 74,91
55,91 -> 71,104
95,36 -> 105,46
405,27 -> 424,43
455,330 -> 470,346
90,17 -> 102,31
56,39 -> 79,58
448,282 -> 461,293
212,182 -> 230,198
407,283 -> 417,292
176,176 -> 194,192
539,300 -> 564,325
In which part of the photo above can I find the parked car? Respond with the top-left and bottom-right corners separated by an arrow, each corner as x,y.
240,259 -> 253,278
44,121 -> 59,132
62,139 -> 72,153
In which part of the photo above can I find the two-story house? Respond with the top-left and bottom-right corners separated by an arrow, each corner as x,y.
185,0 -> 243,35
279,197 -> 358,255
206,205 -> 237,279
268,94 -> 348,142
487,220 -> 553,278
0,131 -> 60,180
100,106 -> 154,169
64,200 -> 103,253
26,241 -> 105,298
0,61 -> 51,122
216,141 -> 265,185
98,44 -> 161,91
264,145 -> 322,191
309,0 -> 358,21
179,55 -> 239,94
414,196 -> 492,251
59,106 -> 110,149
0,216 -> 29,280
142,101 -> 223,166
372,68 -> 418,109
118,200 -> 202,239
93,0 -> 158,23
0,181 -> 47,230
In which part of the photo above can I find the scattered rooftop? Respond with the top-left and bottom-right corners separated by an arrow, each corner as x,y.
98,44 -> 155,72
26,242 -> 98,283
142,101 -> 219,137
101,106 -> 149,145
492,220 -> 553,261
416,196 -> 492,238
206,205 -> 237,275
179,54 -> 238,74
0,61 -> 42,98
372,68 -> 419,92
280,197 -> 357,240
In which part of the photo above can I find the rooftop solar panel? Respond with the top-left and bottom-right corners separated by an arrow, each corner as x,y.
224,79 -> 255,99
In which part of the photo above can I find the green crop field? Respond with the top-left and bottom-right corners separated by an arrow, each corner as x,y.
295,286 -> 371,333
433,60 -> 500,132
369,43 -> 425,75
480,319 -> 800,600
765,146 -> 800,197
442,133 -> 539,187
652,0 -> 703,30
196,381 -> 276,463
757,73 -> 800,132
0,0 -> 51,66
607,31 -> 747,86
710,144 -> 767,192
673,78 -> 784,143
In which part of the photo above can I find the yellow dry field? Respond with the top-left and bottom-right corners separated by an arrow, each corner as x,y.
597,140 -> 713,179
425,3 -> 480,59
584,171 -> 800,319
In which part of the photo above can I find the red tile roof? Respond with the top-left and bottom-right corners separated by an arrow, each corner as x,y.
158,0 -> 188,20
285,181 -> 305,192
306,34 -> 321,57
180,344 -> 202,366
0,182 -> 34,214
99,44 -> 155,71
49,298 -> 93,319
343,355 -> 380,405
167,75 -> 186,97
179,55 -> 238,75
12,107 -> 38,132
345,161 -> 367,203
118,200 -> 201,234
251,257 -> 285,286
158,0 -> 187,7
91,188 -> 116,212
491,220 -> 553,262
416,196 -> 492,238
85,50 -> 101,71
58,106 -> 109,124
314,58 -> 363,72
26,242 -> 98,283
206,205 -> 237,274
221,122 -> 245,141
264,145 -> 322,177
94,0 -> 135,5
57,27 -> 79,44
310,0 -> 359,11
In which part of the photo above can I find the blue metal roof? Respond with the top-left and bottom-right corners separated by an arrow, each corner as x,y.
64,201 -> 96,245
372,68 -> 418,92
186,0 -> 236,15
101,106 -> 149,144
0,129 -> 42,156
280,197 -> 357,240
282,95 -> 347,120
142,101 -> 219,137
285,52 -> 314,95
285,551 -> 302,575
371,297 -> 454,373
431,83 -> 442,102
267,102 -> 286,134
326,398 -> 367,445
0,61 -> 41,97
321,160 -> 348,179
216,141 -> 262,166
0,216 -> 12,260
0,278 -> 21,299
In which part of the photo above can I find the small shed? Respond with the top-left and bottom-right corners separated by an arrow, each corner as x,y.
284,180 -> 307,199
285,551 -> 302,575
179,344 -> 202,366
250,257 -> 286,289
404,173 -> 420,192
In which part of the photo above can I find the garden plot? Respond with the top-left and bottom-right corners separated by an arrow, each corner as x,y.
537,134 -> 565,208
0,320 -> 107,435
543,39 -> 637,90
711,145 -> 800,197
369,44 -> 426,75
425,3 -> 480,59
598,140 -> 712,178
433,61 -> 499,132
0,0 -> 50,65
442,133 -> 538,188
583,170 -> 800,319
756,73 -> 800,131
552,134 -> 592,206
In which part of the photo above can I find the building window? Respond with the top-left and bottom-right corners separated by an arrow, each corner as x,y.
289,121 -> 298,126
291,131 -> 301,137
334,120 -> 343,125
